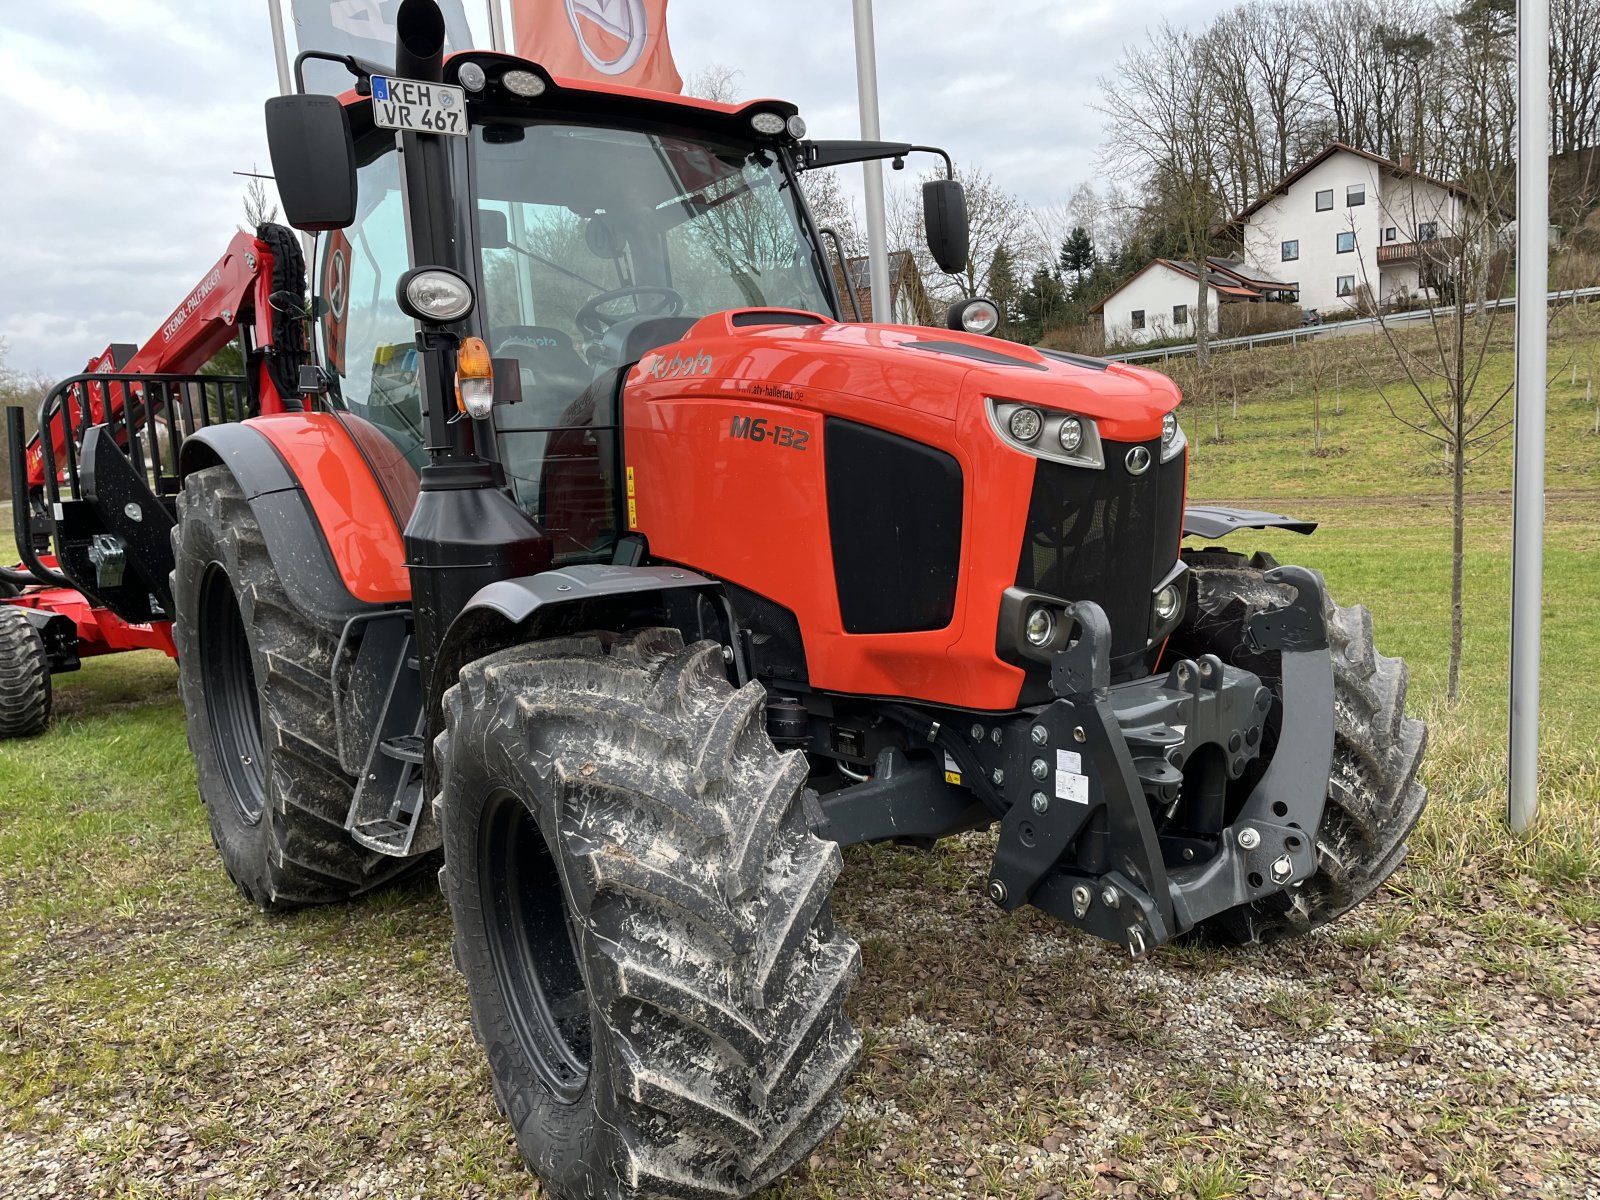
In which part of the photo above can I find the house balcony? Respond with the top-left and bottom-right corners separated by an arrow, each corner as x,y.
1377,237 -> 1459,266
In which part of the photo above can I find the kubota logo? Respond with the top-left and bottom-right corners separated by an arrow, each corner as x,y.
565,0 -> 650,75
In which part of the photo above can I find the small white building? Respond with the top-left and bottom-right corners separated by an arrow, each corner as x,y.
1234,144 -> 1469,315
1091,258 -> 1296,347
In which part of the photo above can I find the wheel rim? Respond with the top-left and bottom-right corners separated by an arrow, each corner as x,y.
197,565 -> 267,824
479,790 -> 593,1103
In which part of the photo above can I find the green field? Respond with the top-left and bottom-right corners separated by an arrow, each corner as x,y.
2,324 -> 1598,1198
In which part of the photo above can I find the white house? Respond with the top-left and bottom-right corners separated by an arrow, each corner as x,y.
1091,257 -> 1297,347
1235,144 -> 1469,315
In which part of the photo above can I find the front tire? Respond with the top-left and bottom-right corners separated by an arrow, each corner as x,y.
1170,550 -> 1428,944
172,466 -> 415,909
438,629 -> 861,1199
0,606 -> 51,739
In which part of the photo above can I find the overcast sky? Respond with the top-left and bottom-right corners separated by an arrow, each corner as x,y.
0,0 -> 1230,378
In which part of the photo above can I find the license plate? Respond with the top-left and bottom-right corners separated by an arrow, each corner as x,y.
371,75 -> 467,137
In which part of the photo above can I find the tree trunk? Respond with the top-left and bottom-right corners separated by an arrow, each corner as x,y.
1449,424 -> 1464,704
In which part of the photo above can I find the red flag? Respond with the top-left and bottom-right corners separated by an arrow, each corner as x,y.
513,0 -> 681,94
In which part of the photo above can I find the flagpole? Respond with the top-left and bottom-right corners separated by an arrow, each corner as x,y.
486,0 -> 508,52
1508,0 -> 1549,832
267,0 -> 294,95
851,0 -> 892,314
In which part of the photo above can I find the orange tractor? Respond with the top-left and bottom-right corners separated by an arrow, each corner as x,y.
4,4 -> 1426,1195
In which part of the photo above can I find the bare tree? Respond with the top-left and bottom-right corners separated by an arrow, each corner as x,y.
887,162 -> 1039,306
685,64 -> 742,103
1097,22 -> 1230,364
1359,177 -> 1513,701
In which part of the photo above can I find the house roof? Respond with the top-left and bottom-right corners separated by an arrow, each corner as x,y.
1089,257 -> 1266,314
1229,143 -> 1472,227
840,249 -> 917,291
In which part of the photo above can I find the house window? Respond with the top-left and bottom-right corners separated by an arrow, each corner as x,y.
1385,227 -> 1397,242
1336,231 -> 1356,254
1336,275 -> 1355,297
1419,221 -> 1438,241
1281,239 -> 1299,261
1131,309 -> 1146,330
1316,189 -> 1334,212
1173,304 -> 1188,325
1347,184 -> 1366,206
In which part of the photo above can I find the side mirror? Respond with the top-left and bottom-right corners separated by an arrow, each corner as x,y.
923,179 -> 969,275
478,208 -> 511,251
265,95 -> 357,232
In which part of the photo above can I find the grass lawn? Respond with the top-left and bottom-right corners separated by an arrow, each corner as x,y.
2,325 -> 1598,1199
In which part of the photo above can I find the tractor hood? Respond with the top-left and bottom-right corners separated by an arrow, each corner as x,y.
632,310 -> 1180,444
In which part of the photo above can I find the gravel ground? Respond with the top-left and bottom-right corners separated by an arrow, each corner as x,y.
3,828 -> 1597,1200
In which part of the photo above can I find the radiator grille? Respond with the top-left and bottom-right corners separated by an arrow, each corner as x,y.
1016,440 -> 1185,669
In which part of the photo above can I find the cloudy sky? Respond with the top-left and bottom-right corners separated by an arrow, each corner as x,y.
0,0 -> 1229,378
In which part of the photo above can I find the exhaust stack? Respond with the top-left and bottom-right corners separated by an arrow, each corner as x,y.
395,0 -> 446,83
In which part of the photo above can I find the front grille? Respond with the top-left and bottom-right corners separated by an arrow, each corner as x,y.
1016,439 -> 1185,673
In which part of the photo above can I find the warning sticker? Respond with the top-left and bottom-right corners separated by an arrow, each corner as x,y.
1055,748 -> 1088,804
943,752 -> 962,786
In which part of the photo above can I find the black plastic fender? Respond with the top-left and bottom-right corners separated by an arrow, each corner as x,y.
1183,505 -> 1318,540
430,564 -> 745,721
178,423 -> 372,627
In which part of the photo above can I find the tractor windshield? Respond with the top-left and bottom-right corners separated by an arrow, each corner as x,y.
471,120 -> 833,559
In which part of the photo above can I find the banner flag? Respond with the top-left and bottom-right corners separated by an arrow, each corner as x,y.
290,0 -> 476,93
512,0 -> 681,94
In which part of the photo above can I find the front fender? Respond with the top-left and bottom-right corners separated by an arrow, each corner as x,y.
1183,505 -> 1317,540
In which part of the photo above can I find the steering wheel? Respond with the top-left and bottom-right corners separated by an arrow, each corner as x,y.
574,286 -> 685,338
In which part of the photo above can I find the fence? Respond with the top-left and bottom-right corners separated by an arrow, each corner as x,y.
1102,286 -> 1600,365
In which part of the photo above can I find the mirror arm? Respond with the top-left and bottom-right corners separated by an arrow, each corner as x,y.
293,49 -> 382,96
904,146 -> 956,180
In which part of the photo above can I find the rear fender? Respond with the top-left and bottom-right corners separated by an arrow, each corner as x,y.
178,421 -> 403,627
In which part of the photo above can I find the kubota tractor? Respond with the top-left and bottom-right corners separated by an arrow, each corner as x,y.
6,3 -> 1427,1195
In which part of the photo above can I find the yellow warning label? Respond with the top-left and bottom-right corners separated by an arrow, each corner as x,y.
944,771 -> 962,786
627,498 -> 638,529
625,466 -> 636,498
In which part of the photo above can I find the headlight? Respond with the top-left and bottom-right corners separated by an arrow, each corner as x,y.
396,267 -> 475,324
1025,605 -> 1056,646
1161,413 -> 1187,462
458,62 -> 487,93
1059,416 -> 1084,453
948,298 -> 1001,337
502,69 -> 547,98
786,114 -> 808,139
1154,584 -> 1181,623
1009,407 -> 1043,443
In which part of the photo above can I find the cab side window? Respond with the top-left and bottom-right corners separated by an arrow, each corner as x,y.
317,150 -> 424,469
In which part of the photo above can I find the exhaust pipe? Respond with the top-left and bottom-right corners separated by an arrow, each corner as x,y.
395,0 -> 446,83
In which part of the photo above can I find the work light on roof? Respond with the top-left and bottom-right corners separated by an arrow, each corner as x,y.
751,112 -> 786,135
786,115 -> 808,139
458,62 -> 487,93
502,70 -> 546,98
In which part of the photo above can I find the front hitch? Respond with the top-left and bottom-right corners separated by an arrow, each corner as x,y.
984,566 -> 1334,957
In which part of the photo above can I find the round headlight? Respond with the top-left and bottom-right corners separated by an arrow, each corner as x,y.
786,114 -> 808,139
1154,584 -> 1181,623
947,298 -> 1000,337
1009,407 -> 1043,443
1163,412 -> 1178,446
1059,416 -> 1084,453
751,111 -> 786,135
457,62 -> 487,93
502,69 -> 547,98
397,267 -> 475,324
1025,605 -> 1056,647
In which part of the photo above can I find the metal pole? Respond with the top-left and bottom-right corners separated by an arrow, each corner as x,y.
1508,0 -> 1549,833
267,0 -> 294,95
486,0 -> 508,52
851,0 -> 892,313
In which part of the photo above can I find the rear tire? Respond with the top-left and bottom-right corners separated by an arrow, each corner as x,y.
438,629 -> 861,1199
172,466 -> 415,909
0,606 -> 51,739
1171,551 -> 1428,944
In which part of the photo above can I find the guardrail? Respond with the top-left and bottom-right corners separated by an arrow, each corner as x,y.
1100,286 -> 1600,365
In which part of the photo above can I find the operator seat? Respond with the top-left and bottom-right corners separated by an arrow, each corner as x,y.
493,325 -> 594,428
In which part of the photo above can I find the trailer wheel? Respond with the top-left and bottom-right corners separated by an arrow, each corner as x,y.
1171,551 -> 1428,944
172,467 -> 415,909
438,629 -> 861,1200
0,606 -> 52,739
